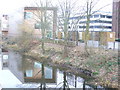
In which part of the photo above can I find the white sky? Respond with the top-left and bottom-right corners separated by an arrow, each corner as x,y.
0,0 -> 113,15
0,0 -> 113,34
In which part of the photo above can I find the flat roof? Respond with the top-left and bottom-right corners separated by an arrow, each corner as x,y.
24,7 -> 57,11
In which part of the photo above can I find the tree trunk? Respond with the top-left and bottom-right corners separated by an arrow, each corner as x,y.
63,44 -> 68,58
63,72 -> 66,90
42,41 -> 45,54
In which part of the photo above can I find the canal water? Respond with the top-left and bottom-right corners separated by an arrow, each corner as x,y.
2,51 -> 101,89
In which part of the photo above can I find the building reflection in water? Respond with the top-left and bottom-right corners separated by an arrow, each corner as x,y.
1,49 -> 9,69
7,51 -> 89,88
24,61 -> 56,83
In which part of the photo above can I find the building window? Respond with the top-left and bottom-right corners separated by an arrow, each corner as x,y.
110,33 -> 113,38
44,66 -> 53,79
25,70 -> 33,77
67,73 -> 75,87
79,21 -> 86,23
68,26 -> 71,28
24,12 -> 33,19
46,31 -> 52,38
94,15 -> 99,18
90,15 -> 93,18
81,16 -> 86,19
90,26 -> 94,28
100,15 -> 106,18
90,20 -> 96,23
91,26 -> 102,28
79,26 -> 86,28
90,20 -> 112,24
34,62 -> 42,68
35,23 -> 41,29
106,15 -> 112,19
107,26 -> 112,29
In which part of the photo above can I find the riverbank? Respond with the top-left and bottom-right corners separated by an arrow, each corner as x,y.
22,42 -> 118,88
6,41 -> 118,88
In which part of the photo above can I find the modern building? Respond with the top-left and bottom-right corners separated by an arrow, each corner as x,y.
58,11 -> 114,42
24,7 -> 57,39
112,0 -> 120,39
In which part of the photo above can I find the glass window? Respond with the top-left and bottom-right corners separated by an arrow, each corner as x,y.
24,12 -> 33,19
90,15 -> 93,18
26,70 -> 33,77
107,21 -> 112,24
100,15 -> 105,18
99,20 -> 103,23
35,23 -> 41,29
3,55 -> 8,60
79,26 -> 86,28
107,26 -> 112,29
81,16 -> 86,19
90,21 -> 93,23
84,25 -> 111,29
90,26 -> 94,28
79,26 -> 81,28
34,62 -> 42,68
91,20 -> 97,23
44,66 -> 53,79
110,33 -> 113,38
67,74 -> 75,87
94,15 -> 99,18
106,16 -> 112,19
24,12 -> 26,19
98,20 -> 111,24
93,26 -> 101,28
79,21 -> 86,23
68,26 -> 71,28
46,31 -> 52,38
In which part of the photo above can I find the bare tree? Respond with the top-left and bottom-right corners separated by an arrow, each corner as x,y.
6,21 -> 39,54
81,0 -> 111,55
26,0 -> 57,54
57,0 -> 100,57
57,0 -> 83,57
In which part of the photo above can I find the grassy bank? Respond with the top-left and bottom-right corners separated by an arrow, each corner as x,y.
7,42 -> 119,88
23,42 -> 118,88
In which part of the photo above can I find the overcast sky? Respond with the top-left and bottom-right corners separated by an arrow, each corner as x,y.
0,0 -> 113,34
0,0 -> 113,15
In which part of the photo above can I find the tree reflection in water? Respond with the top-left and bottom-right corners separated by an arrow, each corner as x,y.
8,51 -> 91,89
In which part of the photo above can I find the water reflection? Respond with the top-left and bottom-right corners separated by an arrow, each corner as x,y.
2,51 -> 9,69
5,51 -> 91,88
23,60 -> 56,83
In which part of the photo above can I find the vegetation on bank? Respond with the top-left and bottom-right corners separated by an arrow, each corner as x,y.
5,39 -> 118,88
2,22 -> 118,89
29,43 -> 119,88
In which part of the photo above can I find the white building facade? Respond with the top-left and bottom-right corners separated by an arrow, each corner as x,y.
57,12 -> 112,40
68,12 -> 112,32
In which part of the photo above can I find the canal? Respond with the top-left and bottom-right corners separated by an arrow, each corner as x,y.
1,51 -> 103,89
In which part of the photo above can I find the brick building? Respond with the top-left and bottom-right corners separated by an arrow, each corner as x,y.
24,7 -> 57,39
112,0 -> 120,39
